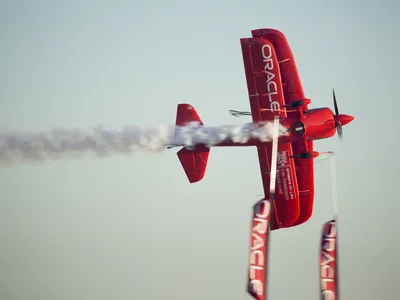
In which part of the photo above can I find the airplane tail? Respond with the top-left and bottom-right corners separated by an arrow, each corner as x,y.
175,104 -> 210,183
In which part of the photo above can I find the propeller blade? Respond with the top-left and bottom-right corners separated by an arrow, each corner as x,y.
336,123 -> 343,139
333,89 -> 339,115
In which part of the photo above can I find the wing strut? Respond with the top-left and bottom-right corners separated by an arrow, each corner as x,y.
269,116 -> 280,202
264,116 -> 280,299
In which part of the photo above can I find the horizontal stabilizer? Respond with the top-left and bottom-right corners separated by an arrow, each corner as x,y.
177,147 -> 210,183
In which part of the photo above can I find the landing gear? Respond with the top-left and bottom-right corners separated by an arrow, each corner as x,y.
229,110 -> 252,117
289,151 -> 320,159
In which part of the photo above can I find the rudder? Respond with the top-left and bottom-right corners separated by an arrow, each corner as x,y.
175,104 -> 210,183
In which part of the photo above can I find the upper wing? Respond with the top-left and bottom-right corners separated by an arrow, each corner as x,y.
251,29 -> 309,111
252,29 -> 315,228
240,37 -> 300,229
240,37 -> 287,122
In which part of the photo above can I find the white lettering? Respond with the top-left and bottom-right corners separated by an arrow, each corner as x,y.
248,200 -> 271,296
249,279 -> 263,296
320,221 -> 337,299
261,45 -> 272,58
250,249 -> 264,265
267,81 -> 277,93
275,151 -> 295,200
270,101 -> 280,111
250,232 -> 264,250
255,200 -> 270,218
265,70 -> 275,82
253,218 -> 268,235
249,264 -> 263,279
261,44 -> 281,112
277,151 -> 288,167
322,290 -> 335,300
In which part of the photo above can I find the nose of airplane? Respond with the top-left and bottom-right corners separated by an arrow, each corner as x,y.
334,114 -> 354,126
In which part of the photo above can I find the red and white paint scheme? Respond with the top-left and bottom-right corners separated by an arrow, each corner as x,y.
247,199 -> 272,300
171,28 -> 354,231
320,219 -> 338,300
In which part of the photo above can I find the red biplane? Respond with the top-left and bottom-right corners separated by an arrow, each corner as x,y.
170,28 -> 353,231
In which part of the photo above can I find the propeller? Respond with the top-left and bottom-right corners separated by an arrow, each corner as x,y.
332,89 -> 354,140
332,89 -> 343,139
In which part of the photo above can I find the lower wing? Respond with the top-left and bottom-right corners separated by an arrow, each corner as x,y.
290,138 -> 315,227
251,29 -> 308,111
250,29 -> 315,229
257,142 -> 300,229
240,34 -> 300,229
240,37 -> 287,122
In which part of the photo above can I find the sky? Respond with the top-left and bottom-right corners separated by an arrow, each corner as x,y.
0,0 -> 399,299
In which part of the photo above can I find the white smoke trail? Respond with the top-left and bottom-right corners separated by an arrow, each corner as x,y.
314,151 -> 338,217
330,153 -> 338,217
0,121 -> 288,165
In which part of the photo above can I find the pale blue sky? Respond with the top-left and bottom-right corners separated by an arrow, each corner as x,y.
0,0 -> 398,299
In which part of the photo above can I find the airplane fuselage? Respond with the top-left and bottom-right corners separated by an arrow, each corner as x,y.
188,107 -> 348,149
295,107 -> 337,140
